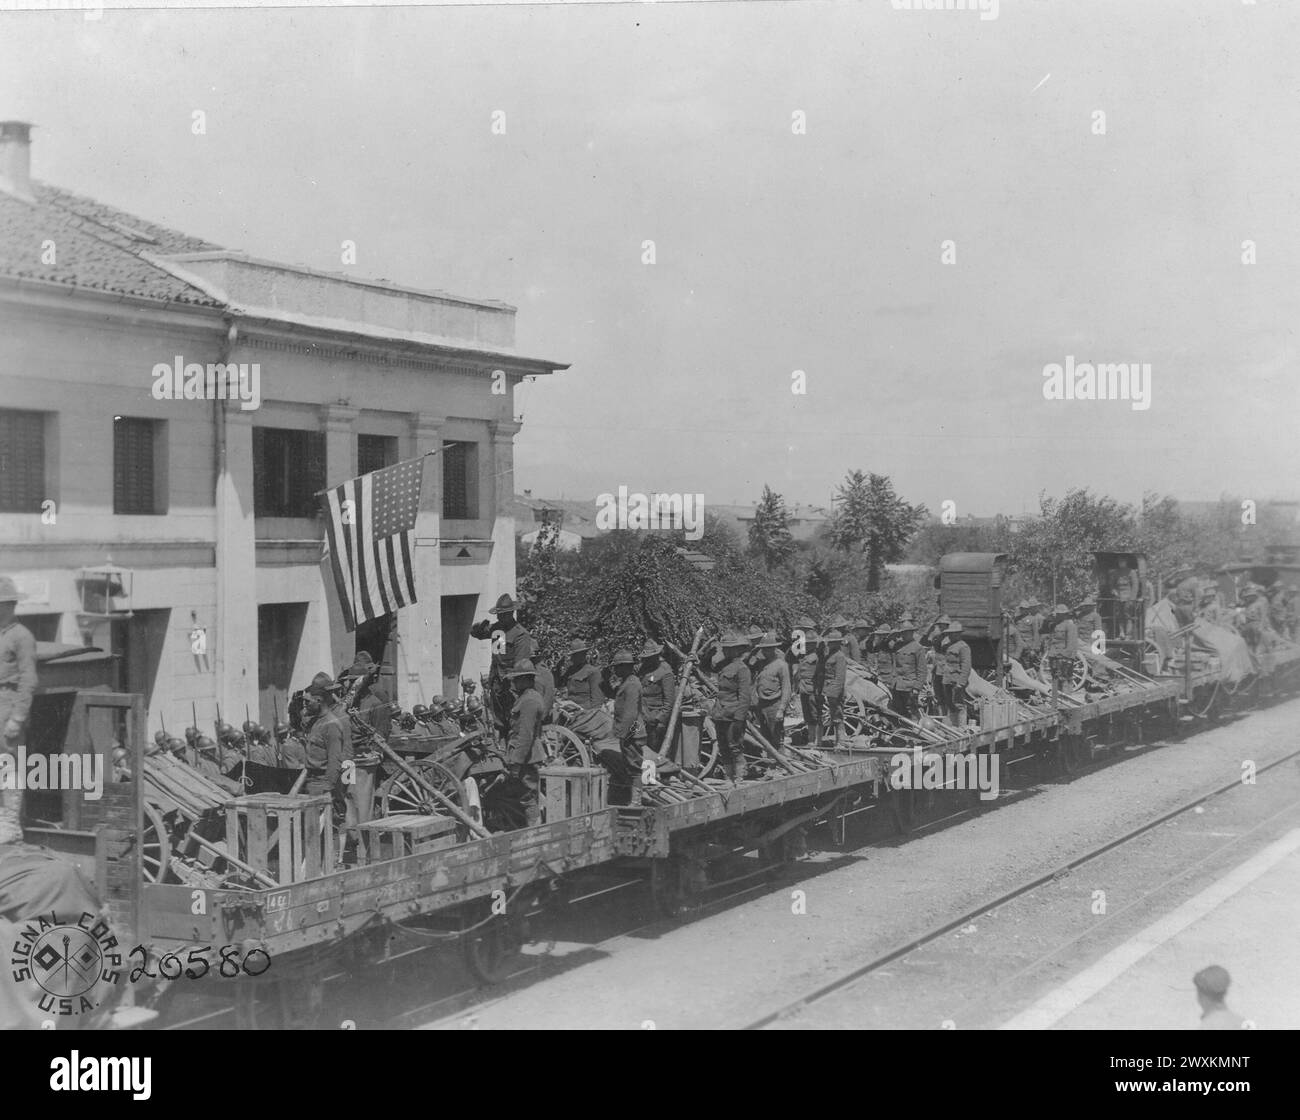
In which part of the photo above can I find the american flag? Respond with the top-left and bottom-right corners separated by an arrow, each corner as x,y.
321,456 -> 427,631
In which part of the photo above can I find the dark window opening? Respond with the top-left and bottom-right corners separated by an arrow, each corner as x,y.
0,408 -> 47,513
253,427 -> 326,518
442,441 -> 477,520
358,433 -> 398,476
113,416 -> 164,515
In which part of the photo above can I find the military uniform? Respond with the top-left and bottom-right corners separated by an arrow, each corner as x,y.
1075,607 -> 1104,647
639,658 -> 676,753
753,639 -> 791,752
713,640 -> 753,780
891,633 -> 923,719
941,625 -> 971,724
470,595 -> 535,734
561,661 -> 606,710
507,679 -> 547,826
794,636 -> 824,746
822,636 -> 848,742
0,617 -> 37,739
303,706 -> 348,805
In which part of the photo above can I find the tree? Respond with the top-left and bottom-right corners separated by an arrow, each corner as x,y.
828,470 -> 927,590
747,485 -> 796,571
1008,488 -> 1135,605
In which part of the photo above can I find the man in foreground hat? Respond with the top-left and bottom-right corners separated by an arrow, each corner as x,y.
792,625 -> 824,748
752,632 -> 791,753
341,650 -> 393,739
1075,597 -> 1103,649
822,630 -> 849,745
1044,605 -> 1079,697
713,632 -> 753,782
505,660 -> 547,826
941,621 -> 971,726
1013,600 -> 1041,670
891,623 -> 923,720
301,672 -> 350,836
559,639 -> 606,710
1193,965 -> 1248,1030
0,576 -> 36,844
470,592 -> 535,735
606,650 -> 644,803
637,641 -> 676,755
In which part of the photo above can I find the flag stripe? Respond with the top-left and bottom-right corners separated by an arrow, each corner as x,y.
319,454 -> 426,632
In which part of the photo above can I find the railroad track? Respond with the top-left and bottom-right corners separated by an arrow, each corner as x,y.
740,744 -> 1300,1030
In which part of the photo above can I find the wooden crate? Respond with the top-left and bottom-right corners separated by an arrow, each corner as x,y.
539,766 -> 609,822
359,814 -> 459,863
978,697 -> 1018,730
224,793 -> 333,884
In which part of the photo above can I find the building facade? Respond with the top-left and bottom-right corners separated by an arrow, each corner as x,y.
0,121 -> 566,735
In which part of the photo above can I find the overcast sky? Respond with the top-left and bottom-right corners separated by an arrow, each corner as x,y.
3,1 -> 1298,517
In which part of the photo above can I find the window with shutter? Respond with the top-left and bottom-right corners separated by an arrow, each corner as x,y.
113,417 -> 160,515
253,427 -> 328,517
443,441 -> 474,520
0,408 -> 46,513
358,434 -> 397,475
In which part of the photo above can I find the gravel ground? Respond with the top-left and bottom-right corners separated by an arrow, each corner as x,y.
420,699 -> 1300,1030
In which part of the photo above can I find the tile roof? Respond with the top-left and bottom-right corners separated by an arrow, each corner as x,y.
0,181 -> 224,307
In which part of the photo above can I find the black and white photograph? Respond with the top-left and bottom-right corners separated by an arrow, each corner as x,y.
0,0 -> 1296,1063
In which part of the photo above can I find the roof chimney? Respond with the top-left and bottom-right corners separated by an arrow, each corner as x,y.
0,121 -> 35,201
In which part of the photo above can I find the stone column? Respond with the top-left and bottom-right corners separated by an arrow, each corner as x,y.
393,412 -> 446,708
215,399 -> 258,720
487,418 -> 522,609
316,404 -> 359,679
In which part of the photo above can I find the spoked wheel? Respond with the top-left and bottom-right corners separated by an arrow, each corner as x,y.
461,899 -> 525,985
140,802 -> 173,884
379,759 -> 466,821
695,718 -> 721,779
541,724 -> 592,768
838,697 -> 870,738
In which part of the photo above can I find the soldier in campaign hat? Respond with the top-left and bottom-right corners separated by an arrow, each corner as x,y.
752,632 -> 791,753
1075,597 -> 1104,647
559,637 -> 606,711
821,630 -> 848,744
0,576 -> 36,843
470,592 -> 535,736
505,659 -> 547,826
638,640 -> 675,754
713,633 -> 754,781
891,623 -> 923,720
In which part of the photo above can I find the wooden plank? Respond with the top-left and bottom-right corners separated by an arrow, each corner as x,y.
276,810 -> 291,885
249,804 -> 268,875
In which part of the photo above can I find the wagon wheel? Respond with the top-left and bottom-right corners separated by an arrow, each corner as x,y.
838,697 -> 870,738
379,759 -> 466,819
1036,653 -> 1088,692
460,900 -> 525,985
140,802 -> 173,884
541,724 -> 591,768
694,717 -> 720,779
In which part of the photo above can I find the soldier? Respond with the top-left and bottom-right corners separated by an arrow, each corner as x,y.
559,639 -> 606,710
922,614 -> 951,681
877,624 -> 897,696
242,722 -> 277,767
1014,600 -> 1043,670
187,736 -> 244,796
428,699 -> 463,738
1239,585 -> 1269,650
607,650 -> 643,804
277,722 -> 309,769
1075,597 -> 1104,650
1111,558 -> 1140,638
865,623 -> 889,679
638,641 -> 676,754
469,593 -> 535,736
713,632 -> 753,783
891,623 -> 924,720
752,632 -> 791,752
1044,604 -> 1079,695
822,630 -> 848,745
941,620 -> 972,726
301,673 -> 349,829
793,625 -> 824,749
505,660 -> 547,825
848,620 -> 871,666
0,576 -> 37,844
343,651 -> 393,740
931,622 -> 952,716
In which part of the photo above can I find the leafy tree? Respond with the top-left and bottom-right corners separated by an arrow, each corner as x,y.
828,470 -> 927,590
747,485 -> 796,571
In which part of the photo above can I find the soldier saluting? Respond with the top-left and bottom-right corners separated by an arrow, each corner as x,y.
470,593 -> 534,736
0,576 -> 37,844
